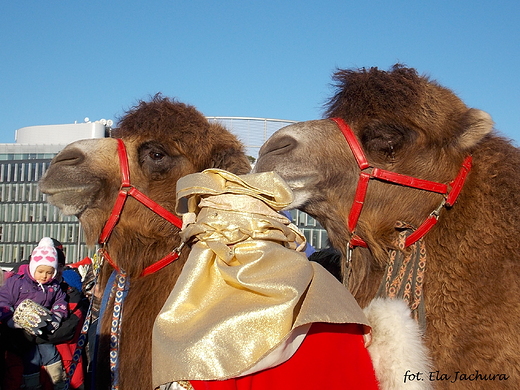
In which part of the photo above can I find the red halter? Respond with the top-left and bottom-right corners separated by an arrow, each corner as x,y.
98,138 -> 183,277
330,117 -> 472,249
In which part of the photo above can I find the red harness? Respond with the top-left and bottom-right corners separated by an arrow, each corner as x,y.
330,117 -> 472,250
98,138 -> 183,277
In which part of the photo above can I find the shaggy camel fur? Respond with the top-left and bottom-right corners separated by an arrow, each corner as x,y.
254,65 -> 520,389
39,95 -> 250,390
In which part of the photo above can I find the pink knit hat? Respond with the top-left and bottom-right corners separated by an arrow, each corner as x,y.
29,237 -> 58,280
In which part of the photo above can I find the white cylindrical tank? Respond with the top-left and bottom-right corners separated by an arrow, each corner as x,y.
15,122 -> 107,145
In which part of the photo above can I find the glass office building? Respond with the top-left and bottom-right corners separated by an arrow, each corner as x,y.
0,118 -> 327,268
0,143 -> 94,267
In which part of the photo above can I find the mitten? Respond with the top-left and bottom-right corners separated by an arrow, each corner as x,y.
77,264 -> 90,280
7,317 -> 22,329
13,299 -> 53,336
47,313 -> 63,333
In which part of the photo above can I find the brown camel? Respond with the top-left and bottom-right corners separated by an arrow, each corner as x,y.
39,95 -> 251,390
254,65 -> 520,389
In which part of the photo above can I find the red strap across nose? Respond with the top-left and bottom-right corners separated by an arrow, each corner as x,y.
330,117 -> 472,249
117,137 -> 131,187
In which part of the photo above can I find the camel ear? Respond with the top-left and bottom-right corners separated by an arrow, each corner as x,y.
204,123 -> 251,174
209,146 -> 252,175
456,109 -> 494,151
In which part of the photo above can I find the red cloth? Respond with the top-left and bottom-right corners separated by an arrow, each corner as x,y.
190,322 -> 379,390
67,257 -> 92,269
56,338 -> 85,389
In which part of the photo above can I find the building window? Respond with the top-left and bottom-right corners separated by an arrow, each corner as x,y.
67,226 -> 74,242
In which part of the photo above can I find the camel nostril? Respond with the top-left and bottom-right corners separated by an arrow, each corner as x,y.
51,148 -> 85,166
258,135 -> 296,158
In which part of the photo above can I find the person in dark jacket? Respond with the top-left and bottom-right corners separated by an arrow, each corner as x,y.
0,238 -> 69,390
42,264 -> 88,390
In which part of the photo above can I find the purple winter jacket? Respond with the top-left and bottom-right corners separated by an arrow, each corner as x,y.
0,266 -> 68,323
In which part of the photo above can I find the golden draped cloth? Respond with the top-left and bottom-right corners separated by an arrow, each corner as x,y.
152,169 -> 370,387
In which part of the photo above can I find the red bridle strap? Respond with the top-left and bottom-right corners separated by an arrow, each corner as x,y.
330,117 -> 472,249
99,247 -> 182,278
98,138 -> 183,276
348,172 -> 370,233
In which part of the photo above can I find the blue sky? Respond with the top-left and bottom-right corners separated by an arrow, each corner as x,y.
1,1 -> 519,144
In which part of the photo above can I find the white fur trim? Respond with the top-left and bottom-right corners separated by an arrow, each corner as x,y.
364,298 -> 433,390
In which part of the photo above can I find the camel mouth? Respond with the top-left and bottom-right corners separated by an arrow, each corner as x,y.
286,192 -> 311,210
40,184 -> 100,216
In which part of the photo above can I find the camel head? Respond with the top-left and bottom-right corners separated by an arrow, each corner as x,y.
40,95 -> 250,274
254,65 -> 493,291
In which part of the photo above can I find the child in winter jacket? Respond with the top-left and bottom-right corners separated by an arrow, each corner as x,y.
0,237 -> 69,390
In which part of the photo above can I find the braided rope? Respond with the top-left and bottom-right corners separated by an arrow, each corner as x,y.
376,221 -> 427,330
109,271 -> 129,390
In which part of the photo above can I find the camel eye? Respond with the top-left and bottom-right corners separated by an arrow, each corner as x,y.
149,151 -> 165,161
138,142 -> 177,178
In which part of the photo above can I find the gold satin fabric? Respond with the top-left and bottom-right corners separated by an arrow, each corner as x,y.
152,169 -> 370,387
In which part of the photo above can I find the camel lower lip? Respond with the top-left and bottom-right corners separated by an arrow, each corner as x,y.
43,189 -> 91,216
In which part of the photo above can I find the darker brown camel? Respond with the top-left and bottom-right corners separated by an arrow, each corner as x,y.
39,95 -> 250,390
254,65 -> 520,389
